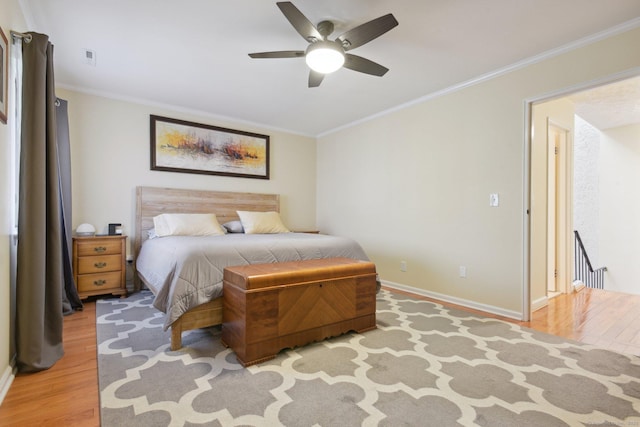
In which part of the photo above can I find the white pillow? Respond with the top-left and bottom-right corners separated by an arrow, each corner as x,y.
153,213 -> 225,237
153,214 -> 171,236
236,211 -> 290,234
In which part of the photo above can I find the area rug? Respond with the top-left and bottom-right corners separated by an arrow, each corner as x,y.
97,289 -> 640,426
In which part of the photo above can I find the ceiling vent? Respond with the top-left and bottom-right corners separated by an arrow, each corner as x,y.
83,49 -> 96,66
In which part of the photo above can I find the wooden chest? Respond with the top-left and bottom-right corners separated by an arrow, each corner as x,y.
221,257 -> 377,366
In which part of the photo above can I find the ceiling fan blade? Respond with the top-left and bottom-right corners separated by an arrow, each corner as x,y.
277,1 -> 323,42
343,54 -> 389,76
248,50 -> 305,59
308,70 -> 325,88
336,14 -> 398,51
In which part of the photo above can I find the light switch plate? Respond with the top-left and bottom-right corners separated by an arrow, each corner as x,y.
489,193 -> 499,207
459,266 -> 466,278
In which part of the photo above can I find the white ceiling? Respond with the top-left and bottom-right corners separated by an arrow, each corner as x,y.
19,0 -> 640,136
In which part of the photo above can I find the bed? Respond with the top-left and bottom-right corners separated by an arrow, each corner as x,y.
133,186 -> 371,350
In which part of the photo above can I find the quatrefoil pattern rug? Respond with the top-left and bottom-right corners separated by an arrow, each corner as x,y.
97,290 -> 640,426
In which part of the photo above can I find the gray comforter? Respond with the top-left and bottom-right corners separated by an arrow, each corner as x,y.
135,233 -> 370,329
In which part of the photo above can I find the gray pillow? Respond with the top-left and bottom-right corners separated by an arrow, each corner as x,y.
223,220 -> 244,233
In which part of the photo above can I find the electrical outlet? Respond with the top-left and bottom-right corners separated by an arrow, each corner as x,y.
400,261 -> 407,272
459,266 -> 467,278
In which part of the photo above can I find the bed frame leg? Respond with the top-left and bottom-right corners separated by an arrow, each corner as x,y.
171,323 -> 182,351
132,262 -> 142,292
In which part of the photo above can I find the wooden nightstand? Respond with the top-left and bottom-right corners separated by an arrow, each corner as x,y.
72,235 -> 127,299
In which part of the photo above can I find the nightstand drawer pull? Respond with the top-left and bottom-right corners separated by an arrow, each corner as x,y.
94,246 -> 107,253
94,262 -> 107,268
94,279 -> 106,286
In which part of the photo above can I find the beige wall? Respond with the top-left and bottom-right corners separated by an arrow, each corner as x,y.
0,0 -> 27,403
317,26 -> 640,319
57,88 -> 317,259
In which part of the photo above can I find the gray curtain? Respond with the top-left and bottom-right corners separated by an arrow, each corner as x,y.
57,98 -> 83,314
15,33 -> 81,373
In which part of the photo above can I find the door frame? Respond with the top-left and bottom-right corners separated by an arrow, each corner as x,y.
547,120 -> 572,296
522,67 -> 640,321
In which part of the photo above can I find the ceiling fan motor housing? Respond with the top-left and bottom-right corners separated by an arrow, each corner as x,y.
316,20 -> 335,39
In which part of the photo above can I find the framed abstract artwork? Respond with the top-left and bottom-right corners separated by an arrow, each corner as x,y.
0,26 -> 8,124
150,115 -> 270,180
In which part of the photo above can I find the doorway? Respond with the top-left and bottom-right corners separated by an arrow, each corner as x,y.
527,71 -> 640,318
529,98 -> 575,312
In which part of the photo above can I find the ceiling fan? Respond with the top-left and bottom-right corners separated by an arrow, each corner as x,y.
249,2 -> 398,87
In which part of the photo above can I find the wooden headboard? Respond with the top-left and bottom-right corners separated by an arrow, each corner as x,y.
134,186 -> 280,262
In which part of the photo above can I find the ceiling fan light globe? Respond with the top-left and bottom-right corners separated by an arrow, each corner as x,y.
305,41 -> 345,74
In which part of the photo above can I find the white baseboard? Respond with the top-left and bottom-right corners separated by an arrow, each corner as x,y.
0,360 -> 16,406
381,279 -> 523,321
572,280 -> 586,293
531,295 -> 549,312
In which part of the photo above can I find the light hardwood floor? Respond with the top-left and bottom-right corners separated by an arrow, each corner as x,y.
1,287 -> 640,426
0,300 -> 100,427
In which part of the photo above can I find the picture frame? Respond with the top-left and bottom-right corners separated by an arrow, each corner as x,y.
150,115 -> 270,180
0,26 -> 8,124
